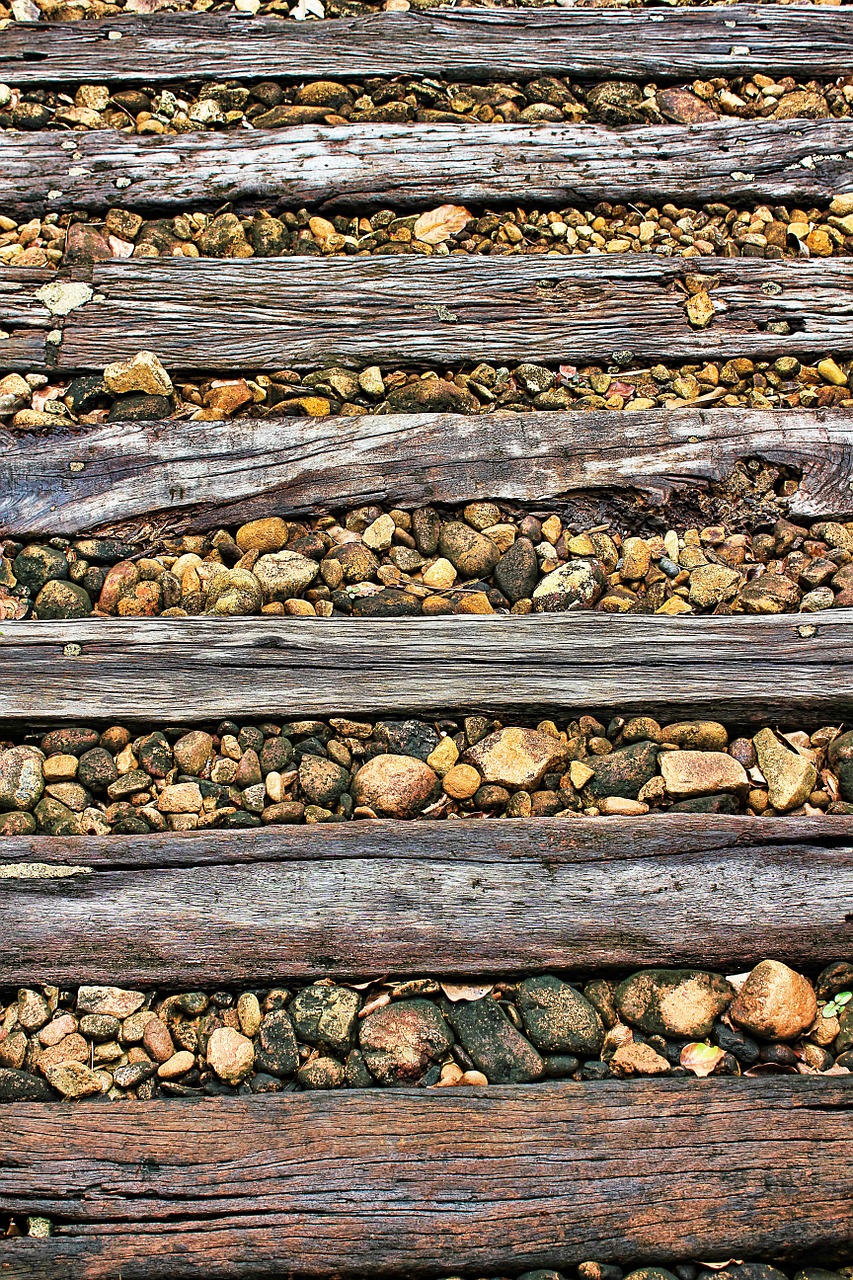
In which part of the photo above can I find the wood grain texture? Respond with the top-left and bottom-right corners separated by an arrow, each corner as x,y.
34,255 -> 853,372
2,817 -> 852,984
4,6 -> 853,83
3,407 -> 852,537
1,1081 -> 852,1279
0,116 -> 850,220
0,267 -> 58,367
0,612 -> 851,724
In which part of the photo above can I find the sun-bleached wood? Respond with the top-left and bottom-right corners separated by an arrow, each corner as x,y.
0,612 -> 851,723
0,117 -> 849,219
3,7 -> 853,83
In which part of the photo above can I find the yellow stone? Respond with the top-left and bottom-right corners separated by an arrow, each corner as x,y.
817,357 -> 848,386
569,761 -> 594,789
422,557 -> 457,590
655,596 -> 693,615
685,290 -> 715,329
442,764 -> 482,800
427,736 -> 459,776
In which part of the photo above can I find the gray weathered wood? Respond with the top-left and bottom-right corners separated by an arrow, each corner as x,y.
2,1081 -> 852,1279
0,612 -> 851,723
3,407 -> 852,537
4,7 -> 853,83
0,117 -> 850,220
2,817 -> 851,984
17,255 -> 853,373
0,267 -> 59,367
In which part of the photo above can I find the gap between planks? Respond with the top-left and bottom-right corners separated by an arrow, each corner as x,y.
3,7 -> 853,83
0,612 -> 851,723
2,407 -> 852,537
0,117 -> 850,219
2,816 -> 852,984
1,1080 -> 852,1280
5,255 -> 853,372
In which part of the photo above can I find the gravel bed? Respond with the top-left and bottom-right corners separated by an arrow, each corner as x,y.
0,960 -> 850,1101
7,480 -> 853,620
5,0 -> 850,25
1,712 -> 852,833
4,350 -> 853,436
6,196 -> 853,269
1,74 -> 849,134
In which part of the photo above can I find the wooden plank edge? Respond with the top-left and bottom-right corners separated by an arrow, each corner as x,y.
2,407 -> 852,537
0,1081 -> 851,1280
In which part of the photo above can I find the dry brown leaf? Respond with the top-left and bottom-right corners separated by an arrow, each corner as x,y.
413,204 -> 471,245
358,991 -> 391,1018
439,982 -> 494,1003
679,1042 -> 725,1078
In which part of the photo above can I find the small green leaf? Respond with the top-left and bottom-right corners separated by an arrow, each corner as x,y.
835,991 -> 852,1006
823,1002 -> 839,1018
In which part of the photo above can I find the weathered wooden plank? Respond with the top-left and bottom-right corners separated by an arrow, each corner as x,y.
0,612 -> 850,724
2,817 -> 851,985
4,7 -> 853,84
32,255 -> 853,373
0,117 -> 849,220
3,407 -> 852,537
0,267 -> 58,368
2,1081 -> 852,1280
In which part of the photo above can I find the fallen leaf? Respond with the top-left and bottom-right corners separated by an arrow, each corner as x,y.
358,991 -> 391,1018
413,204 -> 471,245
697,1261 -> 744,1271
680,1042 -> 725,1078
439,982 -> 494,1003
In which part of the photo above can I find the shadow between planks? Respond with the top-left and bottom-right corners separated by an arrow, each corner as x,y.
1,1079 -> 852,1280
8,255 -> 853,373
1,612 -> 852,724
3,407 -> 853,537
0,117 -> 851,220
2,816 -> 852,984
3,6 -> 853,83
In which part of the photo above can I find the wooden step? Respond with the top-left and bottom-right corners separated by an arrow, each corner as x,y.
7,256 -> 853,373
1,613 -> 850,724
3,816 -> 851,985
0,117 -> 849,219
3,407 -> 851,537
3,6 -> 853,84
2,1079 -> 852,1280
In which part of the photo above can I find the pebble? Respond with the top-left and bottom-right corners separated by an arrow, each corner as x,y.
351,754 -> 438,818
752,728 -> 817,811
0,747 -> 44,811
615,969 -> 735,1039
76,985 -> 145,1019
442,995 -> 544,1084
207,1026 -> 255,1083
729,960 -> 818,1041
609,1041 -> 670,1077
41,1061 -> 104,1098
659,750 -> 749,799
516,976 -> 604,1056
359,998 -> 453,1085
465,726 -> 564,790
103,351 -> 173,397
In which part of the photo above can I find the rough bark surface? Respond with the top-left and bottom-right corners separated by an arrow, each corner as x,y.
3,7 -> 853,83
1,1081 -> 852,1279
0,612 -> 851,723
8,255 -> 850,373
3,408 -> 852,536
2,817 -> 852,984
0,117 -> 849,219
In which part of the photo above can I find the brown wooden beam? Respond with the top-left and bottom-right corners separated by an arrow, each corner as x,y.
1,1080 -> 851,1279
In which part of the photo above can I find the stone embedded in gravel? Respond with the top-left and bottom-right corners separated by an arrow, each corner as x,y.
442,763 -> 482,800
34,579 -> 93,619
12,544 -> 67,593
0,747 -> 44,811
387,379 -> 479,415
438,521 -> 500,579
173,730 -> 214,775
659,750 -> 749,799
584,741 -> 660,801
76,985 -> 145,1019
207,1026 -> 255,1083
204,566 -> 263,615
729,960 -> 817,1041
688,563 -> 742,608
443,995 -> 544,1084
157,1051 -> 196,1080
661,721 -> 728,751
235,517 -> 289,553
0,1067 -> 56,1102
103,350 -> 173,397
255,1009 -> 299,1077
360,998 -> 453,1085
494,536 -> 539,603
828,730 -> 853,800
532,559 -> 606,612
289,984 -> 360,1055
376,719 -> 441,762
76,747 -> 118,791
465,726 -> 565,790
253,550 -> 318,601
352,754 -> 438,818
298,755 -> 349,807
615,969 -> 734,1039
609,1041 -> 671,1077
738,573 -> 801,613
41,1061 -> 104,1098
753,728 -> 817,812
516,976 -> 604,1056
158,782 -> 203,814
